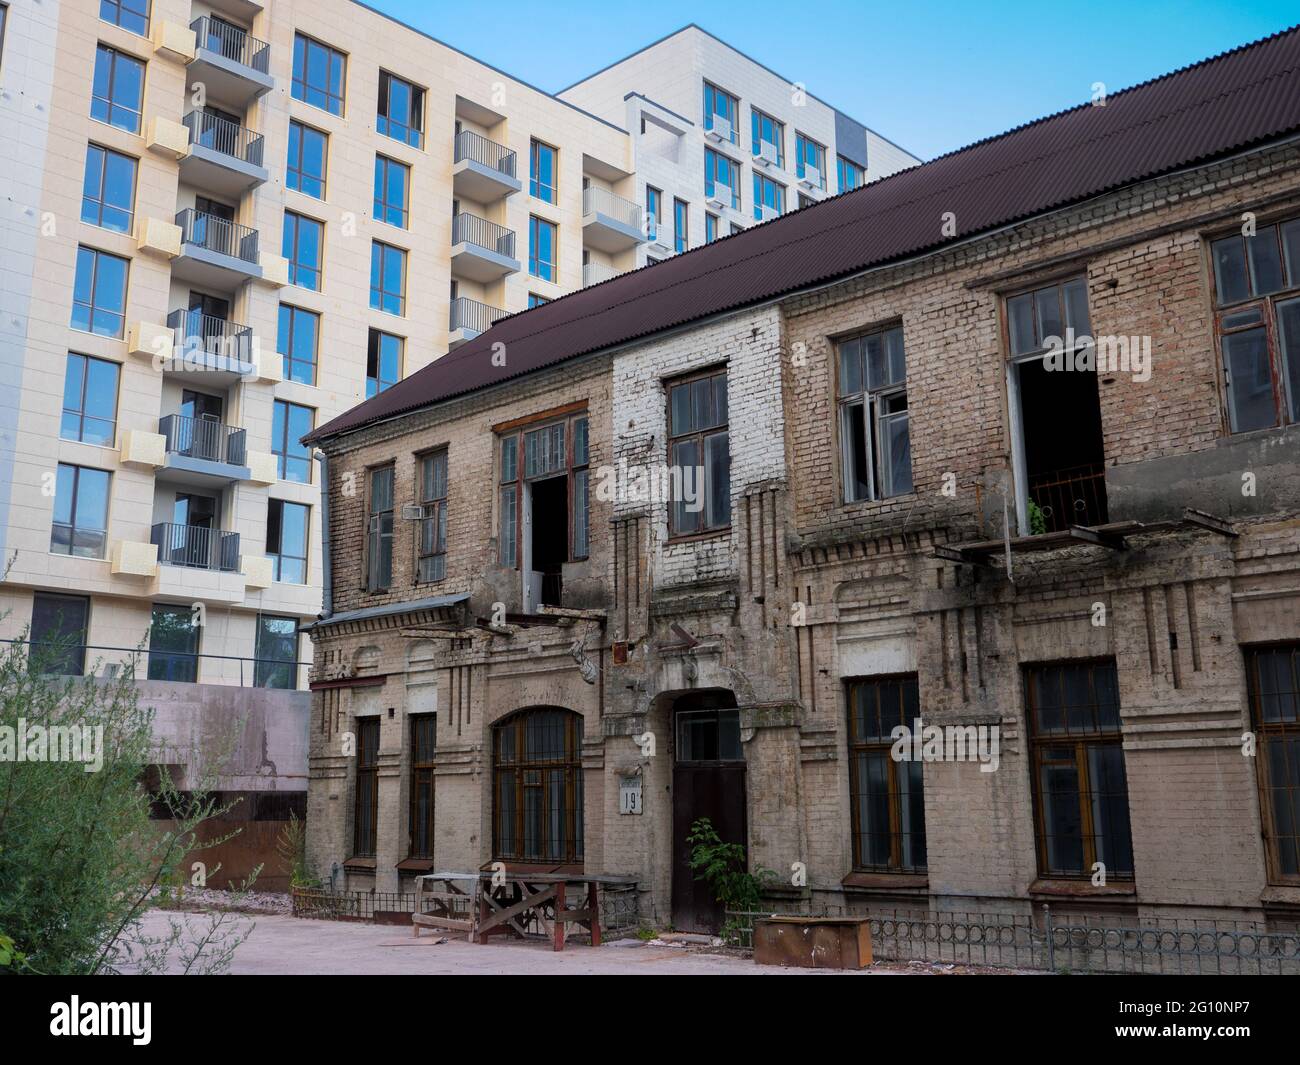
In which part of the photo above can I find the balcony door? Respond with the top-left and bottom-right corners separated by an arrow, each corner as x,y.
173,492 -> 219,568
180,389 -> 224,462
188,291 -> 229,352
196,105 -> 241,155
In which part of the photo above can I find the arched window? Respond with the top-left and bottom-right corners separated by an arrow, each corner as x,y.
493,708 -> 584,865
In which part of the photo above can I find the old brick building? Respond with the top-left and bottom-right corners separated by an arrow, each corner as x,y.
304,28 -> 1300,932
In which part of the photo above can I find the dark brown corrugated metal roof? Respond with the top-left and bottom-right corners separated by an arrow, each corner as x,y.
307,25 -> 1300,445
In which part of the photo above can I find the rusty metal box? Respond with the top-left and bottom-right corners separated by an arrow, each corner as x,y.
753,916 -> 873,969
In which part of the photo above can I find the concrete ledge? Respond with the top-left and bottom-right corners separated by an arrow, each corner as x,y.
110,539 -> 159,578
258,252 -> 289,287
119,429 -> 167,468
152,20 -> 197,62
246,450 -> 278,485
242,554 -> 274,589
146,116 -> 190,159
128,320 -> 173,362
136,216 -> 182,258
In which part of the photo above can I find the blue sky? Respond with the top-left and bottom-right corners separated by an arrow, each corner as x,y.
368,0 -> 1296,160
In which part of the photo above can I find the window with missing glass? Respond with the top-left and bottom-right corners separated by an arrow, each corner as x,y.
254,614 -> 299,689
287,120 -> 327,198
292,33 -> 346,116
666,370 -> 729,536
1246,644 -> 1300,883
272,400 -> 313,483
51,463 -> 110,559
277,303 -> 318,385
1025,660 -> 1134,880
838,324 -> 912,502
353,717 -> 379,857
282,211 -> 323,290
72,246 -> 128,338
267,498 -> 309,584
409,715 -> 436,858
373,155 -> 409,228
61,353 -> 119,447
99,0 -> 149,34
497,411 -> 589,568
493,708 -> 584,865
91,44 -> 144,133
81,144 -> 136,233
530,140 -> 557,203
377,71 -> 424,148
366,329 -> 402,397
370,241 -> 406,315
846,675 -> 926,873
1209,217 -> 1300,432
31,593 -> 90,676
416,449 -> 448,582
148,604 -> 199,682
703,81 -> 739,144
366,466 -> 395,591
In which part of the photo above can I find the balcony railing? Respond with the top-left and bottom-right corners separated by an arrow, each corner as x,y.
191,16 -> 270,74
151,522 -> 241,572
583,262 -> 617,287
166,308 -> 255,363
160,413 -> 247,466
583,186 -> 642,230
183,110 -> 264,167
452,212 -> 516,258
454,129 -> 516,178
450,296 -> 506,336
1028,462 -> 1109,533
176,208 -> 260,264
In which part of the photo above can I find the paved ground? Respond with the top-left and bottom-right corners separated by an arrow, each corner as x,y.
131,909 -> 983,975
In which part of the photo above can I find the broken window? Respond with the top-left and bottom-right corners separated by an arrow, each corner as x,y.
667,369 -> 730,535
493,708 -> 583,865
1025,661 -> 1134,880
408,714 -> 436,859
1246,644 -> 1300,883
838,325 -> 911,502
416,450 -> 447,583
1210,218 -> 1300,432
366,465 -> 394,592
846,675 -> 927,873
353,718 -> 380,858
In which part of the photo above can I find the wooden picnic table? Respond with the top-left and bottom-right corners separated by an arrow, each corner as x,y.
412,870 -> 637,951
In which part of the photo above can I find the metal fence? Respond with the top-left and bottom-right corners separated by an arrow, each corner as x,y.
183,110 -> 265,166
726,905 -> 1300,974
454,129 -> 516,177
191,16 -> 271,73
452,212 -> 516,258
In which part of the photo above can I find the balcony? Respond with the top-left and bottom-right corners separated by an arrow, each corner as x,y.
173,209 -> 262,287
158,414 -> 251,487
452,130 -> 521,202
188,17 -> 273,103
449,297 -> 507,349
582,187 -> 645,253
165,308 -> 257,382
1028,463 -> 1109,534
178,111 -> 268,196
583,261 -> 617,287
151,522 -> 241,573
450,212 -> 519,282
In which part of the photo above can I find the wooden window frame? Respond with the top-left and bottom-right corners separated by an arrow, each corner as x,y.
666,367 -> 730,539
1245,643 -> 1300,885
415,448 -> 448,583
365,464 -> 395,592
492,708 -> 584,866
496,407 -> 589,568
836,323 -> 911,504
352,717 -> 380,858
408,714 -> 436,859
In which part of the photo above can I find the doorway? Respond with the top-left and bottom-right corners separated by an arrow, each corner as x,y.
523,475 -> 567,612
671,691 -> 747,933
180,388 -> 224,462
171,492 -> 219,568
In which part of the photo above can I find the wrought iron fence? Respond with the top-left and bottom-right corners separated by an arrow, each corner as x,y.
450,296 -> 507,336
1028,462 -> 1108,532
454,129 -> 516,177
452,211 -> 516,258
183,110 -> 265,166
725,906 -> 1300,974
176,208 -> 260,264
191,16 -> 270,73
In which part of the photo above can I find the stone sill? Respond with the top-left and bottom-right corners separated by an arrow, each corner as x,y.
841,871 -> 929,892
1028,878 -> 1136,898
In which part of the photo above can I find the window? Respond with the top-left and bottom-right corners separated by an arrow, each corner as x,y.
51,463 -> 110,558
373,155 -> 409,228
370,241 -> 406,315
497,411 -> 589,569
272,400 -> 314,483
286,121 -> 327,198
838,325 -> 912,501
674,198 -> 689,253
751,108 -> 784,165
30,593 -> 89,676
81,145 -> 136,233
366,329 -> 402,397
676,704 -> 742,762
1247,645 -> 1300,882
367,466 -> 395,591
61,353 -> 120,446
353,718 -> 379,858
703,81 -> 739,144
705,213 -> 719,243
1210,218 -> 1300,432
838,155 -> 865,192
795,133 -> 827,188
377,71 -> 424,148
529,216 -> 556,282
72,246 -> 128,338
1025,660 -> 1134,880
282,211 -> 323,290
91,45 -> 144,133
0,4 -> 6,66
646,185 -> 661,239
846,675 -> 926,873
752,173 -> 784,221
277,304 -> 318,385
292,33 -> 345,116
667,370 -> 729,535
1006,277 -> 1092,358
99,0 -> 149,35
409,715 -> 436,858
493,708 -> 583,865
527,293 -> 550,309
267,498 -> 309,583
254,614 -> 299,689
147,604 -> 199,682
530,139 -> 557,203
417,450 -> 448,582
705,149 -> 740,211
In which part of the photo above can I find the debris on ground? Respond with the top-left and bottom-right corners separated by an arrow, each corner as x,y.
146,887 -> 293,916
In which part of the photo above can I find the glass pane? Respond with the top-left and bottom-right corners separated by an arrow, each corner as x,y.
1034,285 -> 1063,345
885,327 -> 906,385
1221,327 -> 1276,432
671,438 -> 701,534
1063,277 -> 1090,335
880,410 -> 911,496
1088,744 -> 1134,876
1040,756 -> 1084,874
669,382 -> 692,435
1212,236 -> 1250,304
838,338 -> 862,395
705,431 -> 730,529
864,333 -> 886,390
1007,293 -> 1035,355
1277,297 -> 1300,424
1247,225 -> 1284,296
842,402 -> 870,502
1283,219 -> 1300,288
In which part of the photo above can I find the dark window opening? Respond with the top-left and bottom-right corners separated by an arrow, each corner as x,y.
353,718 -> 380,858
409,715 -> 436,858
530,475 -> 568,608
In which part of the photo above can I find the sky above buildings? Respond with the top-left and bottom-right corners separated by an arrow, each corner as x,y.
369,0 -> 1297,161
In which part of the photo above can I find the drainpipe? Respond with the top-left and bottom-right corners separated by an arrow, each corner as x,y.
315,450 -> 332,620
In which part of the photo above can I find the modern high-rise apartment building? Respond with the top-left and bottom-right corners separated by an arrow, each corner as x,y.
0,0 -> 917,701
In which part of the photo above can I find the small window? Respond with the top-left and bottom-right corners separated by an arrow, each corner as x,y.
795,133 -> 827,189
837,155 -> 865,192
838,325 -> 911,501
366,466 -> 395,592
703,82 -> 739,144
147,604 -> 199,682
30,593 -> 90,676
674,198 -> 689,253
72,246 -> 128,338
292,33 -> 346,116
751,109 -> 784,166
353,718 -> 380,857
366,329 -> 402,397
377,71 -> 424,148
409,714 -> 437,858
497,412 -> 589,569
61,353 -> 120,446
99,0 -> 149,35
705,149 -> 740,211
81,144 -> 137,233
272,400 -> 314,483
752,173 -> 784,221
529,216 -> 557,282
705,213 -> 719,243
91,44 -> 144,134
267,498 -> 309,583
282,211 -> 323,290
530,140 -> 557,204
370,241 -> 407,315
676,707 -> 742,762
254,614 -> 299,689
527,293 -> 550,309
1006,277 -> 1092,357
416,450 -> 448,582
51,463 -> 110,559
277,304 -> 319,385
1246,645 -> 1300,882
373,155 -> 410,228
667,369 -> 730,535
286,120 -> 327,199
646,185 -> 662,233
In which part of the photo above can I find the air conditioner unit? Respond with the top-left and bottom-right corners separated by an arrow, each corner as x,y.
800,166 -> 822,190
706,115 -> 732,143
400,504 -> 427,521
756,141 -> 779,168
707,183 -> 731,209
